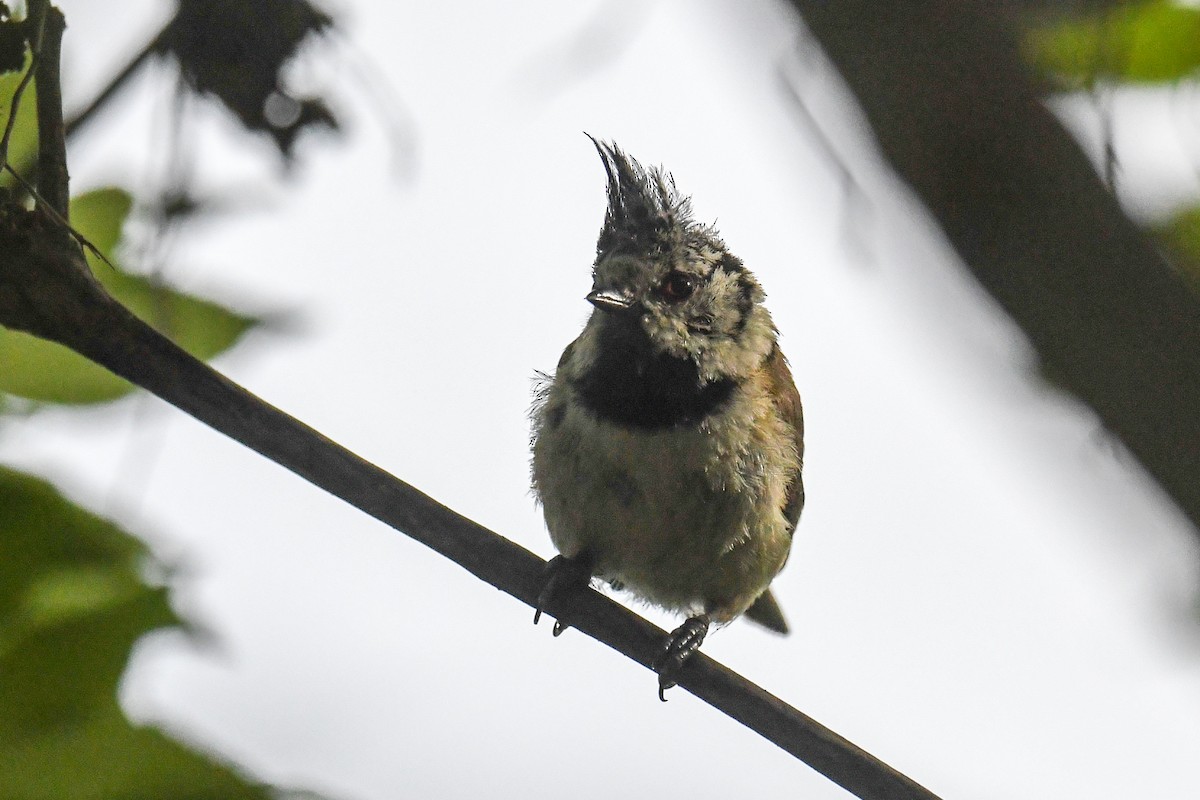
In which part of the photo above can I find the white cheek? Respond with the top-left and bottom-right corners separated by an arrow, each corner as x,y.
640,307 -> 688,352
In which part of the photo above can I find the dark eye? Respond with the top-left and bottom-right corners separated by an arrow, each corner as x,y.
658,271 -> 695,302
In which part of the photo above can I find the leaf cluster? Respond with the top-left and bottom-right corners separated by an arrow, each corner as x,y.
160,0 -> 339,159
1025,0 -> 1200,288
1027,0 -> 1200,84
0,188 -> 256,404
0,468 -> 280,800
0,32 -> 313,800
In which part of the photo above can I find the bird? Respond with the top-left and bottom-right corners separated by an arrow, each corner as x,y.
529,137 -> 804,700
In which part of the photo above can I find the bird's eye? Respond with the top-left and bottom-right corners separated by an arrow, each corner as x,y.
658,271 -> 695,302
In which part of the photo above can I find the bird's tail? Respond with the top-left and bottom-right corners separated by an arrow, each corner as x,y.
744,589 -> 788,635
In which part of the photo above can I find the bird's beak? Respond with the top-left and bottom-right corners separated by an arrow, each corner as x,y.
586,288 -> 639,314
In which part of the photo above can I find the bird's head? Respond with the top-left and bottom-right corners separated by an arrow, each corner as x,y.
583,138 -> 777,384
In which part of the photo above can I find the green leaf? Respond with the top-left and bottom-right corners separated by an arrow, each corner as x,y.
97,269 -> 259,361
0,54 -> 36,182
0,331 -> 138,404
0,465 -> 177,738
0,465 -> 148,631
0,585 -> 179,741
1026,1 -> 1200,84
0,705 -> 278,800
0,465 -> 285,799
0,188 -> 258,405
1150,205 -> 1200,293
71,186 -> 132,259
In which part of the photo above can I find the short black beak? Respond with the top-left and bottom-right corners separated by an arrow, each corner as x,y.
586,288 -> 639,314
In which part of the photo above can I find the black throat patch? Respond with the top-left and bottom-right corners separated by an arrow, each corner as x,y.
571,315 -> 736,429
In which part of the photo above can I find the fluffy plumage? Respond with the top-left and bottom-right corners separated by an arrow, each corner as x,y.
530,139 -> 804,692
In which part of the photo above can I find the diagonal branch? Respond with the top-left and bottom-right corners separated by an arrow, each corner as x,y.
0,206 -> 943,800
0,5 -> 941,798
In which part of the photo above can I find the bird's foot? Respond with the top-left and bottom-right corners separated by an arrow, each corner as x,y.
533,554 -> 593,636
652,614 -> 711,701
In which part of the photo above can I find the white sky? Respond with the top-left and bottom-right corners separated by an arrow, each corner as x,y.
4,1 -> 1200,798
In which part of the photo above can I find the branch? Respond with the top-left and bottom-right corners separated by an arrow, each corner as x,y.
1,205 -> 948,800
33,4 -> 66,217
0,206 -> 943,800
789,0 -> 1200,537
0,14 -> 938,797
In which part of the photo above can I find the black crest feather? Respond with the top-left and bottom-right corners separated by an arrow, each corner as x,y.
587,135 -> 705,264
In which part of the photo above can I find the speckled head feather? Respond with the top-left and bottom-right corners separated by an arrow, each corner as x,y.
588,136 -> 717,265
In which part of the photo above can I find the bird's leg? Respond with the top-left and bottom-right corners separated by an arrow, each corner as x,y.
533,553 -> 594,636
652,614 -> 711,701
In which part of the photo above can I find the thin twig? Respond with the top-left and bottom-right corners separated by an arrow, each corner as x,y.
64,28 -> 163,141
3,162 -> 115,270
0,55 -> 34,170
1,2 -> 111,270
0,0 -> 44,175
33,2 -> 67,217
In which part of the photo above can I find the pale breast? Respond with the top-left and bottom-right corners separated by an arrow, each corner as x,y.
531,371 -> 797,619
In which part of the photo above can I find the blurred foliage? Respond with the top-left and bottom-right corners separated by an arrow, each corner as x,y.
0,188 -> 258,404
1,39 -> 257,406
0,2 -> 26,73
1151,206 -> 1200,291
1025,0 -> 1200,84
161,0 -> 338,158
0,467 -> 277,799
0,9 -> 324,797
1025,1 -> 1200,293
0,52 -> 37,173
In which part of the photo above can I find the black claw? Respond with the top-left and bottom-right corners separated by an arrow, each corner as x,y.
533,554 -> 593,634
652,615 -> 711,701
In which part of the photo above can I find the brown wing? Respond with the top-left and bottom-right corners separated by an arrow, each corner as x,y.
743,345 -> 803,636
764,343 -> 804,535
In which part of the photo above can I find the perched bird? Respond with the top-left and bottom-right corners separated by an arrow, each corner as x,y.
530,138 -> 804,699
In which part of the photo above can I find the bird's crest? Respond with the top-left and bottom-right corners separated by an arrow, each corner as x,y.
588,136 -> 706,264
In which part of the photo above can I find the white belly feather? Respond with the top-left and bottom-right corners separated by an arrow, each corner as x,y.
531,373 -> 796,622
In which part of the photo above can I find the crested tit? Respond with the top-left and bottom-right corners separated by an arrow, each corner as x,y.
530,139 -> 804,699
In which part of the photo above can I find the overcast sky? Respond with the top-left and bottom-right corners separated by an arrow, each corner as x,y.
6,1 -> 1200,798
